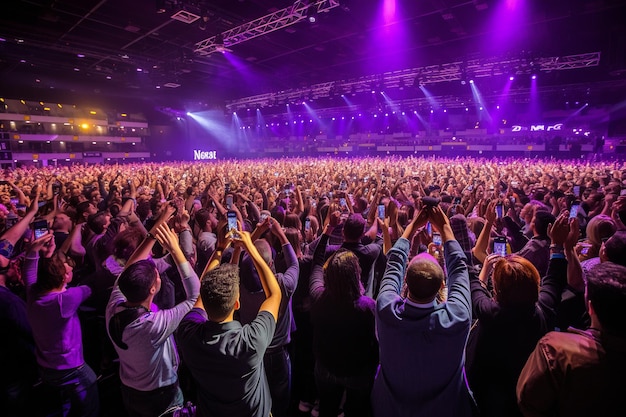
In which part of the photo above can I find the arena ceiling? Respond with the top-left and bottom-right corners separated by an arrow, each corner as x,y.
1,0 -> 625,109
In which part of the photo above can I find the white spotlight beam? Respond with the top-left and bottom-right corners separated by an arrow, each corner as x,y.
194,0 -> 341,56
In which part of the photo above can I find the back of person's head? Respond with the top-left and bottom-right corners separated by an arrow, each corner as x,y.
353,197 -> 368,214
112,227 -> 144,261
149,197 -> 162,215
109,203 -> 121,218
533,211 -> 556,237
521,200 -> 548,220
492,255 -> 540,308
200,263 -> 240,321
271,205 -> 286,226
586,215 -> 616,247
468,216 -> 486,238
87,210 -> 110,234
254,238 -> 273,267
284,227 -> 302,252
136,200 -> 151,222
284,213 -> 302,230
323,248 -> 363,302
342,213 -> 366,241
195,208 -> 211,230
75,201 -> 92,222
36,254 -> 72,293
118,259 -> 158,303
602,231 -> 626,266
405,257 -> 445,302
68,195 -> 83,208
397,208 -> 409,228
586,262 -> 626,336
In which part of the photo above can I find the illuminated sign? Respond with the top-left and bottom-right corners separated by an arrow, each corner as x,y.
511,123 -> 563,132
193,150 -> 217,160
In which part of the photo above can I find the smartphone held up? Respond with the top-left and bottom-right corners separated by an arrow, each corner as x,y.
32,219 -> 49,240
227,210 -> 240,238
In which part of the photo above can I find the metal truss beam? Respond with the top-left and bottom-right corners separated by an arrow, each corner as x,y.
194,0 -> 341,56
226,51 -> 601,110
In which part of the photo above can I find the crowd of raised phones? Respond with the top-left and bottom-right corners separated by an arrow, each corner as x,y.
1,155 -> 625,417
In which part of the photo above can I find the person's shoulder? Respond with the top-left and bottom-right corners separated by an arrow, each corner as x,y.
245,311 -> 276,332
177,309 -> 207,336
179,308 -> 207,327
240,311 -> 275,344
538,329 -> 600,358
356,295 -> 376,312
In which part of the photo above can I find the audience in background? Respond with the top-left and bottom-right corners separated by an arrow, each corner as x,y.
0,155 -> 624,417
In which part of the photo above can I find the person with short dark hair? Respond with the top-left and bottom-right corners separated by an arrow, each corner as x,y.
331,212 -> 384,298
176,226 -> 282,417
517,262 -> 626,417
372,205 -> 474,417
601,230 -> 626,267
516,210 -> 556,278
193,207 -> 217,275
105,206 -> 199,417
235,216 -> 300,417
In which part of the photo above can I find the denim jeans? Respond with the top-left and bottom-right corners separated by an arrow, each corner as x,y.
40,363 -> 100,417
120,381 -> 184,417
264,346 -> 291,417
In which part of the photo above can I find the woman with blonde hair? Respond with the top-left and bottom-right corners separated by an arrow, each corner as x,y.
579,214 -> 616,262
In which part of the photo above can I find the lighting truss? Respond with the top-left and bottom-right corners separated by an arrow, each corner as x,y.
538,52 -> 601,70
225,52 -> 601,110
194,0 -> 341,56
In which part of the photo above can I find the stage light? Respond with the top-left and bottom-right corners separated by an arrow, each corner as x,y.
306,3 -> 317,23
509,76 -> 515,81
156,0 -> 166,13
531,74 -> 537,80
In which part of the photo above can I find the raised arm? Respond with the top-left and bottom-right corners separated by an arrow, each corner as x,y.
269,217 -> 299,293
125,203 -> 176,267
22,233 -> 55,288
237,231 -> 281,321
1,184 -> 41,247
429,204 -> 471,315
378,207 -> 428,303
472,200 -> 496,264
378,217 -> 392,255
563,217 -> 584,293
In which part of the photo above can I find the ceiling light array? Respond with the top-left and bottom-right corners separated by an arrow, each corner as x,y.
225,52 -> 601,111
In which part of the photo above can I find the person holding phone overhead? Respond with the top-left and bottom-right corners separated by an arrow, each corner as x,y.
23,231 -> 99,417
105,206 -> 200,417
176,222 -> 282,417
0,185 -> 42,269
372,204 -> 473,417
465,212 -> 574,417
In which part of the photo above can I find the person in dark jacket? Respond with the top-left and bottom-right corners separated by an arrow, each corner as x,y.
309,210 -> 378,417
466,211 -> 574,417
